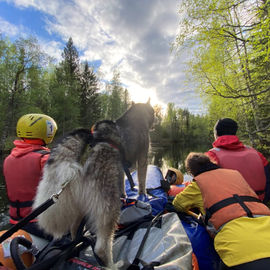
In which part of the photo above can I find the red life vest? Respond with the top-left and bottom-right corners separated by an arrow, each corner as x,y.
168,182 -> 190,197
3,149 -> 49,224
195,168 -> 270,230
209,146 -> 266,200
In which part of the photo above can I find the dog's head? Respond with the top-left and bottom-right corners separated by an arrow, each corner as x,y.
92,120 -> 121,145
116,99 -> 155,129
48,128 -> 92,164
67,128 -> 93,145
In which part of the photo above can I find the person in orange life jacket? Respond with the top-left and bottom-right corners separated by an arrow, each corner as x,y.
173,152 -> 270,270
3,113 -> 57,240
205,118 -> 270,204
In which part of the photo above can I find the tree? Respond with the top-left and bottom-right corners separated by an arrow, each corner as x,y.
0,36 -> 48,152
61,37 -> 80,78
79,61 -> 101,127
162,103 -> 180,142
52,37 -> 81,134
174,0 -> 270,151
106,70 -> 131,120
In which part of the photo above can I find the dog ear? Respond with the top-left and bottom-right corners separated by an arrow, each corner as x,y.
146,98 -> 151,104
132,101 -> 135,105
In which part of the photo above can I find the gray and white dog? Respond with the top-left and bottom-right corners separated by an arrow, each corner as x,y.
34,122 -> 122,269
33,128 -> 92,240
81,120 -> 123,269
116,99 -> 155,195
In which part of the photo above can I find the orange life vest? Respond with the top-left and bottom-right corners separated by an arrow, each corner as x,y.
195,168 -> 270,230
0,230 -> 33,269
209,146 -> 266,200
3,149 -> 49,224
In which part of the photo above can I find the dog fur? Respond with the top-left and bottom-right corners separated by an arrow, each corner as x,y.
81,120 -> 123,268
33,128 -> 92,240
33,122 -> 123,269
115,100 -> 155,195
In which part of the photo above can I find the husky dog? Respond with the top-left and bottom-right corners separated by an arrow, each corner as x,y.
34,123 -> 122,269
115,99 -> 155,195
81,120 -> 123,269
33,128 -> 92,240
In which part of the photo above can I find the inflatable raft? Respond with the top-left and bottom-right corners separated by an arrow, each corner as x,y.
0,165 -> 220,270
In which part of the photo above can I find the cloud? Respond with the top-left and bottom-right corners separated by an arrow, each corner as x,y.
39,39 -> 63,62
0,16 -> 20,36
5,0 -> 203,113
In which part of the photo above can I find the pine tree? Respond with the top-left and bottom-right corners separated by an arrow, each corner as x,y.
52,37 -> 81,134
79,61 -> 101,127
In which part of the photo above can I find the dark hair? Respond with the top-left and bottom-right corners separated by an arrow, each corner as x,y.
214,118 -> 238,136
185,152 -> 212,176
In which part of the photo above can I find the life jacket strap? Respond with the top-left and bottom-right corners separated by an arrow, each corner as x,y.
205,195 -> 262,225
9,200 -> 34,221
9,200 -> 33,208
32,149 -> 50,156
255,190 -> 265,195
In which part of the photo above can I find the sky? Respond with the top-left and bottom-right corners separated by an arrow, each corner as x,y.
0,0 -> 205,114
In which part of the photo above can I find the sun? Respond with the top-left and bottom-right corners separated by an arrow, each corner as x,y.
128,86 -> 166,109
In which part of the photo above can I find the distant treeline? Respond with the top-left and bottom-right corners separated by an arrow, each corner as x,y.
0,35 -> 211,153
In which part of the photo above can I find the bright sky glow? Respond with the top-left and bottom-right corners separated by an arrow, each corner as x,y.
0,0 -> 205,114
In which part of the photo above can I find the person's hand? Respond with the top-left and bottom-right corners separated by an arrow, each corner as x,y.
160,180 -> 171,192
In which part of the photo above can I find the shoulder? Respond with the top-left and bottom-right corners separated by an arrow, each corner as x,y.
205,150 -> 219,164
243,145 -> 268,166
37,148 -> 50,169
255,150 -> 269,166
178,181 -> 201,195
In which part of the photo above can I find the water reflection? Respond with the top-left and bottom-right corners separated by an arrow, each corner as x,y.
0,142 -> 209,229
149,142 -> 209,176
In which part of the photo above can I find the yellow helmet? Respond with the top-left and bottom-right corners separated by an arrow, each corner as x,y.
16,113 -> 57,144
165,167 -> 183,185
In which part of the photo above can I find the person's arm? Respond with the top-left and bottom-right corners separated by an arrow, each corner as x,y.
172,181 -> 205,214
40,153 -> 50,171
256,151 -> 270,204
256,151 -> 269,167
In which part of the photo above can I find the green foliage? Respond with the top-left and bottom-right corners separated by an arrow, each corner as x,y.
151,103 -> 211,148
0,34 -> 213,155
0,35 -> 50,151
79,61 -> 100,128
174,0 -> 270,153
104,70 -> 132,120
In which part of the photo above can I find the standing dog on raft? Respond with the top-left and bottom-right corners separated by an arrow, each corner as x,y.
81,120 -> 123,269
33,129 -> 92,240
116,99 -> 155,195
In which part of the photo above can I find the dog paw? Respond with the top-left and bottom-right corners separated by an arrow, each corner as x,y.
104,264 -> 119,270
137,193 -> 149,202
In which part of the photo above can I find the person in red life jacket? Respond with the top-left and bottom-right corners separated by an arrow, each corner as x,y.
3,113 -> 57,240
205,118 -> 270,204
173,152 -> 270,270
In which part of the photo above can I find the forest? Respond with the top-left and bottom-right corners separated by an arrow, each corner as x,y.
0,0 -> 269,158
0,35 -> 211,154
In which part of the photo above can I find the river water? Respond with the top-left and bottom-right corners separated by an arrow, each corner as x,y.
0,143 -> 209,230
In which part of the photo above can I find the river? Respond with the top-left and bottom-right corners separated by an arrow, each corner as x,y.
0,142 -> 210,230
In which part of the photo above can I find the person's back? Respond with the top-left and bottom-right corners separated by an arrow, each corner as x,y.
4,140 -> 50,222
3,113 -> 57,239
206,118 -> 270,203
173,152 -> 270,270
